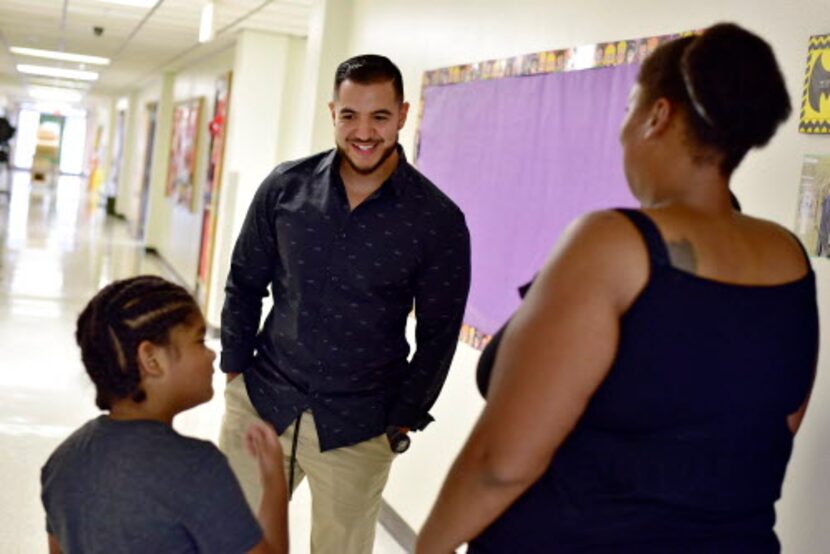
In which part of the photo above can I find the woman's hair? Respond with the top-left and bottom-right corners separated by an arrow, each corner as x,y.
637,23 -> 791,175
75,275 -> 200,410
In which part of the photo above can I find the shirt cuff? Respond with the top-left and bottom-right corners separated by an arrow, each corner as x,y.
219,349 -> 253,374
387,404 -> 435,431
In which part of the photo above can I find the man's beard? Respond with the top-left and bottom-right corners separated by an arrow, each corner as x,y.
338,140 -> 399,176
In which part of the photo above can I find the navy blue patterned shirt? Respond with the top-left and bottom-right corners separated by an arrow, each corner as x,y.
221,147 -> 471,451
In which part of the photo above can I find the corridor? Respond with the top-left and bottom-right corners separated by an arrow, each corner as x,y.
0,172 -> 406,553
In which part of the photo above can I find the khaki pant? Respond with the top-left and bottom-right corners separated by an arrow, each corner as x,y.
219,375 -> 396,554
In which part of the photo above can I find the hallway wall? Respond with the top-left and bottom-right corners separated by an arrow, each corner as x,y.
163,46 -> 236,290
120,80 -> 161,228
122,30 -> 310,324
205,31 -> 308,326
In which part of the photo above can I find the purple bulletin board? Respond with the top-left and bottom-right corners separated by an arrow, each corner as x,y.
415,33 -> 689,348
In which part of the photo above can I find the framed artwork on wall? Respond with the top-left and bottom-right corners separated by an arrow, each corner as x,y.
195,72 -> 232,311
795,153 -> 830,255
800,34 -> 830,134
166,97 -> 204,211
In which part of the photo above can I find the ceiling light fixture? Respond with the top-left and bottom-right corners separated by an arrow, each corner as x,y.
28,86 -> 84,103
98,0 -> 158,7
17,64 -> 99,81
199,1 -> 215,43
27,77 -> 92,90
10,46 -> 110,66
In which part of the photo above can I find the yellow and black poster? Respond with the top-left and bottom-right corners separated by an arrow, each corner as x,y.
800,34 -> 830,134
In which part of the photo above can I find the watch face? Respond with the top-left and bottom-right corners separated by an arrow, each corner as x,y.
393,435 -> 410,453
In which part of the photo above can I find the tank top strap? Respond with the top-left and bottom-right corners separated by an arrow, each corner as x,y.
614,208 -> 670,268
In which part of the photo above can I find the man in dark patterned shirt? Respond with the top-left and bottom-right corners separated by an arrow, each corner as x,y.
218,54 -> 471,553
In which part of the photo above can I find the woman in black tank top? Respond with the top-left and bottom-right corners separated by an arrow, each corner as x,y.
417,23 -> 817,554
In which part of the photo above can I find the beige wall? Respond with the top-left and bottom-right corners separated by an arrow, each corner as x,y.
342,0 -> 830,549
83,102 -> 113,182
305,0 -> 355,154
121,30 -> 310,325
114,95 -> 138,220
140,47 -> 235,290
205,31 -> 308,326
121,80 -> 163,233
277,36 -> 314,164
120,92 -> 145,228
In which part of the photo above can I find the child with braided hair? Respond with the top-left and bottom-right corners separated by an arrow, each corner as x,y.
40,275 -> 288,554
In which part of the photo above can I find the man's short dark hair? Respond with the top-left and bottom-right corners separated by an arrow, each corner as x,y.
333,54 -> 404,102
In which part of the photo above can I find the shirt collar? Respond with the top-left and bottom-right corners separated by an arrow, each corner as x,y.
317,145 -> 410,198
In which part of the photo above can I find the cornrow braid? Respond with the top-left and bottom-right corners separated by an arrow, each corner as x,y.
76,275 -> 200,410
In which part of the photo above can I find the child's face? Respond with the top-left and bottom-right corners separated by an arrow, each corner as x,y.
161,314 -> 216,411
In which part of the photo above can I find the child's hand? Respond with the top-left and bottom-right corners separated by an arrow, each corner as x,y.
245,421 -> 289,553
244,421 -> 286,493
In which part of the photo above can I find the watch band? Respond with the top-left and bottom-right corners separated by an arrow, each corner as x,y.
385,426 -> 411,453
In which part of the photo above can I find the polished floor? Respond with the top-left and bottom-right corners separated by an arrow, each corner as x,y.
0,171 -> 405,553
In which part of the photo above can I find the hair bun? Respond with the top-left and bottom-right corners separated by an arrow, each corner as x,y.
682,23 -> 791,150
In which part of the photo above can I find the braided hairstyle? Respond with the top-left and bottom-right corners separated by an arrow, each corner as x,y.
637,23 -> 791,176
75,275 -> 200,410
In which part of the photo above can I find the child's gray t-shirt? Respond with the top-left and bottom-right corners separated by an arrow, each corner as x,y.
41,416 -> 262,553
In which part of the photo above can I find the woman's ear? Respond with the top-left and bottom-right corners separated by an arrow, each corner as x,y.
137,340 -> 165,378
643,98 -> 673,139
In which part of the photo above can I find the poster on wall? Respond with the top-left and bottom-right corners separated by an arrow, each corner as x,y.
166,97 -> 203,211
195,72 -> 232,311
794,153 -> 830,255
799,34 -> 830,134
416,30 -> 693,350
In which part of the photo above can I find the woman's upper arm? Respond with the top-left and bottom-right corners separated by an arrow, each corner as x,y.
247,539 -> 270,554
247,538 -> 286,554
788,357 -> 818,435
47,534 -> 61,554
470,211 -> 648,482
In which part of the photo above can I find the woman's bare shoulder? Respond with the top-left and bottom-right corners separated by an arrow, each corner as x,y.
741,215 -> 810,273
533,210 -> 651,311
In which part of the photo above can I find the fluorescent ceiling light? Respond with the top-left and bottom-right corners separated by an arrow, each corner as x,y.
10,46 -> 110,66
199,1 -> 215,43
19,101 -> 86,117
98,0 -> 157,7
17,64 -> 99,81
27,77 -> 92,90
28,86 -> 84,103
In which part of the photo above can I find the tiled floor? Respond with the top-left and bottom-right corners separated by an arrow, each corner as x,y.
0,171 -> 406,553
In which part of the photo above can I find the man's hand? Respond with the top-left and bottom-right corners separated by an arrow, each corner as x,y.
226,372 -> 241,383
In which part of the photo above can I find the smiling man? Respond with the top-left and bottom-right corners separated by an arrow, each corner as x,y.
218,55 -> 471,554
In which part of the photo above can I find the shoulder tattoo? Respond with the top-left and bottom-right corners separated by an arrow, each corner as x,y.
667,238 -> 698,273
